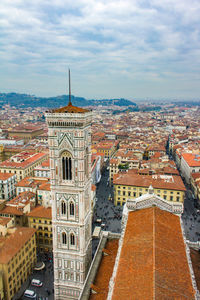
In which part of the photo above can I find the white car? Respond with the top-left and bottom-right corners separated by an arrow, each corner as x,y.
31,279 -> 43,287
24,289 -> 37,299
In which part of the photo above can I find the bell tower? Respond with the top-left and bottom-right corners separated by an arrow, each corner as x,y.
45,74 -> 92,299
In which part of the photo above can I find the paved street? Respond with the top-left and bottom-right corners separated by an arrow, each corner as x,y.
14,254 -> 54,300
93,169 -> 122,234
182,186 -> 200,242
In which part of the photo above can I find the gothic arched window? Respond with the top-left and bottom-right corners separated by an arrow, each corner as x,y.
61,201 -> 66,215
85,147 -> 89,178
62,232 -> 67,244
61,151 -> 72,180
69,202 -> 74,216
70,233 -> 75,246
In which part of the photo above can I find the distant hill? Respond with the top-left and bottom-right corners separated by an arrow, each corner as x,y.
0,93 -> 137,108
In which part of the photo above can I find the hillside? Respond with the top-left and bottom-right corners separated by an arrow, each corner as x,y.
0,93 -> 136,108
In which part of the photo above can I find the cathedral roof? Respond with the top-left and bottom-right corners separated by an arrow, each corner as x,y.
51,102 -> 90,114
110,207 -> 196,299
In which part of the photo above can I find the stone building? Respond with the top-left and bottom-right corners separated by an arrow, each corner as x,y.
46,98 -> 93,299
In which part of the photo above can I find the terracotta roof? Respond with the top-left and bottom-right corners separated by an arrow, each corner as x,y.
0,172 -> 15,180
111,207 -> 195,300
0,227 -> 36,264
191,173 -> 200,180
190,248 -> 200,292
0,152 -> 47,169
0,206 -> 23,216
113,172 -> 186,191
51,103 -> 90,114
16,177 -> 49,188
89,239 -> 119,300
182,153 -> 200,167
27,205 -> 52,219
8,191 -> 36,206
38,182 -> 51,191
0,217 -> 12,226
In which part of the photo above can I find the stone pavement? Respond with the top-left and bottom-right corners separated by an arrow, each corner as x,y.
14,253 -> 54,300
94,169 -> 123,234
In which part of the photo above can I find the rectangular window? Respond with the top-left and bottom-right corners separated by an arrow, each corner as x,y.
170,196 -> 173,201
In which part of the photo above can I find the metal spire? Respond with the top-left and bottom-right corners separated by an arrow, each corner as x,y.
68,68 -> 72,106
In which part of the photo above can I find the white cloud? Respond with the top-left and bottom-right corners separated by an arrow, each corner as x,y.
0,0 -> 200,99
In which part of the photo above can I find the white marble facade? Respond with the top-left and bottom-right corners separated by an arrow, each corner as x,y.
46,111 -> 92,300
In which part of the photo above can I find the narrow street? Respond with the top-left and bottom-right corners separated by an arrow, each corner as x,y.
93,169 -> 122,233
182,186 -> 200,242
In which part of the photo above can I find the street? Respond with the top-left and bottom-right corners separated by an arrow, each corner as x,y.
13,254 -> 54,300
182,186 -> 200,242
93,169 -> 122,233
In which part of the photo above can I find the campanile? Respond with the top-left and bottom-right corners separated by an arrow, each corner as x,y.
45,82 -> 92,299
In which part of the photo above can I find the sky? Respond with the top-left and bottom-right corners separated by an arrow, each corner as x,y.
0,0 -> 200,100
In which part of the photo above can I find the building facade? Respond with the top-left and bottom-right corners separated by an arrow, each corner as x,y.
0,151 -> 48,182
0,172 -> 16,201
46,102 -> 92,300
0,221 -> 37,300
113,172 -> 186,206
27,206 -> 52,253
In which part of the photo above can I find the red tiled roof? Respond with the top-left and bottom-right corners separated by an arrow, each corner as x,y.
113,172 -> 186,191
0,152 -> 47,169
182,153 -> 200,167
0,172 -> 15,180
89,239 -> 119,300
38,182 -> 51,191
190,248 -> 200,292
111,207 -> 195,299
0,206 -> 23,216
0,227 -> 36,264
0,217 -> 12,226
52,103 -> 90,114
27,206 -> 52,219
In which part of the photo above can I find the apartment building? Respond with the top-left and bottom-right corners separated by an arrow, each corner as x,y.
0,191 -> 36,226
180,153 -> 200,184
0,172 -> 16,201
27,206 -> 52,253
113,172 -> 186,206
34,159 -> 50,178
0,151 -> 48,182
0,220 -> 36,300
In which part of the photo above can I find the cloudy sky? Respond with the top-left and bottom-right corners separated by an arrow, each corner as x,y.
0,0 -> 200,100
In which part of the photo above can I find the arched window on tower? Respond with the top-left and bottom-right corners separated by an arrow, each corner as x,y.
61,151 -> 72,180
85,147 -> 89,178
70,233 -> 75,246
69,202 -> 74,216
62,232 -> 67,244
61,201 -> 66,215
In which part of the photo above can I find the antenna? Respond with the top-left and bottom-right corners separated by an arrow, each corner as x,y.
68,68 -> 72,106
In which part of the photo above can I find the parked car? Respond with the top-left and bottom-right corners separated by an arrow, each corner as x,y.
31,279 -> 43,287
24,289 -> 37,299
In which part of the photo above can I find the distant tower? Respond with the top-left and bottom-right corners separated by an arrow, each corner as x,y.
45,71 -> 92,299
